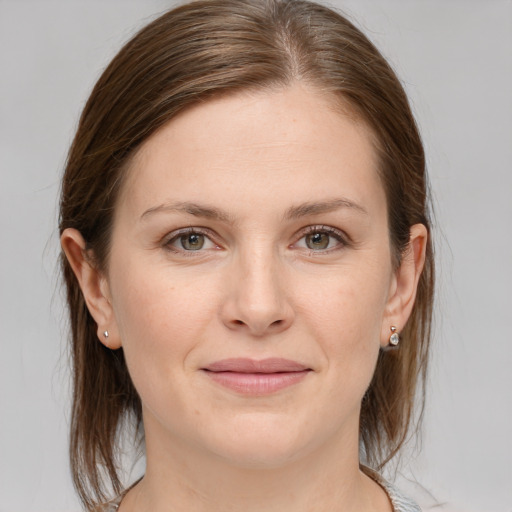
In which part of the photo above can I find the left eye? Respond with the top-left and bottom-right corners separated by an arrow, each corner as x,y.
295,229 -> 344,251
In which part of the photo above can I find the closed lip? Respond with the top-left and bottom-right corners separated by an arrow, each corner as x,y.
201,358 -> 311,395
202,357 -> 311,373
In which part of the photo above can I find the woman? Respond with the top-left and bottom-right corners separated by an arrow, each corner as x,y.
59,0 -> 434,510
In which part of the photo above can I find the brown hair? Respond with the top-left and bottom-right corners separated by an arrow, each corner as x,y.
59,0 -> 434,508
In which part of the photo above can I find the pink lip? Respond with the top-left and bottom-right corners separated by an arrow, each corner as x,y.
202,358 -> 311,395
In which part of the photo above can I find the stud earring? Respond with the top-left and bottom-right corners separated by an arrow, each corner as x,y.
389,326 -> 399,347
103,330 -> 109,339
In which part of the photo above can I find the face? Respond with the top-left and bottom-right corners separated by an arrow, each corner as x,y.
102,84 -> 399,468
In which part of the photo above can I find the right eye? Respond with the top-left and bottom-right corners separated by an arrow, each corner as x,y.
165,229 -> 218,253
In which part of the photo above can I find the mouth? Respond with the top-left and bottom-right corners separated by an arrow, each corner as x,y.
201,358 -> 312,395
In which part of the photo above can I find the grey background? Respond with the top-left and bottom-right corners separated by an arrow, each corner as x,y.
1,1 -> 511,511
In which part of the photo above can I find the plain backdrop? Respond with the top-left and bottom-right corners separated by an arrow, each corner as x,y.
1,1 -> 511,511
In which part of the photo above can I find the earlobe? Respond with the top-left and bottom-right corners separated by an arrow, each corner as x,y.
381,223 -> 428,347
60,228 -> 122,349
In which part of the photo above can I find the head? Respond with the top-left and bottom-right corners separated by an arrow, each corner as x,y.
59,0 -> 433,508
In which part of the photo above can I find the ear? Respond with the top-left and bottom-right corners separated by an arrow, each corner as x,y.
60,228 -> 122,349
380,223 -> 428,347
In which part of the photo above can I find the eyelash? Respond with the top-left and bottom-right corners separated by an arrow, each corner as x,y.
162,225 -> 349,255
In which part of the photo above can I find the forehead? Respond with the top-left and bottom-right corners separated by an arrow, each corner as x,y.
117,84 -> 385,220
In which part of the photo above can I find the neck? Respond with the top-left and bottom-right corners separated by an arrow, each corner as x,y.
121,415 -> 390,512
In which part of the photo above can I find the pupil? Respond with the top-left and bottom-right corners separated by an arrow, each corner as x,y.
307,232 -> 329,250
182,233 -> 204,250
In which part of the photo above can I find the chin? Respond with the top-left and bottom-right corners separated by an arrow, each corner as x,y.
200,413 -> 322,469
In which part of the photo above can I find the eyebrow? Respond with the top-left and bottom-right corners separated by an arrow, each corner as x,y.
283,198 -> 368,220
140,197 -> 367,223
140,201 -> 235,223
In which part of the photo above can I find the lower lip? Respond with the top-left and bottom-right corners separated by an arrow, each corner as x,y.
203,370 -> 310,395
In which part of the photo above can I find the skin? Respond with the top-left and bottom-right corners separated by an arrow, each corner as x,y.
62,84 -> 427,512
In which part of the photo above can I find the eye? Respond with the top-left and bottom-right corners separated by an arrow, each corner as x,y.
305,232 -> 331,250
294,226 -> 346,252
165,229 -> 218,252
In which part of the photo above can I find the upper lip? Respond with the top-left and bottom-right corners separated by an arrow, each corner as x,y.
203,358 -> 310,373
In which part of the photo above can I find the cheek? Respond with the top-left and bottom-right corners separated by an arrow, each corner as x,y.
300,259 -> 390,341
108,256 -> 217,384
297,260 -> 390,389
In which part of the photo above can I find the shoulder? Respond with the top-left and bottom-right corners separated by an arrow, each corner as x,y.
362,466 -> 422,512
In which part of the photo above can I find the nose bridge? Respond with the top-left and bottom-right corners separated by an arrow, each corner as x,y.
223,238 -> 292,335
242,243 -> 280,305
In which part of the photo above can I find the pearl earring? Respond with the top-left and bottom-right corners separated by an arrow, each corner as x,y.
103,330 -> 109,339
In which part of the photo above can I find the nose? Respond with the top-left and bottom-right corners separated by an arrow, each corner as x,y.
220,248 -> 294,337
